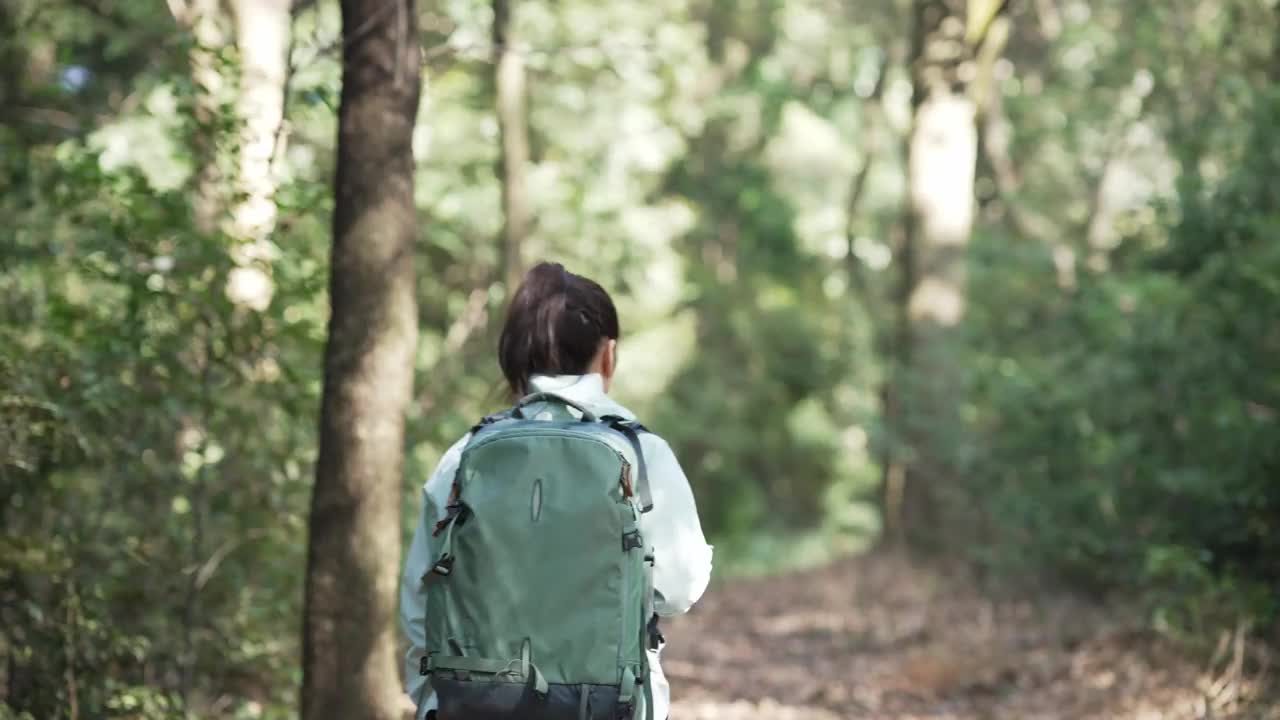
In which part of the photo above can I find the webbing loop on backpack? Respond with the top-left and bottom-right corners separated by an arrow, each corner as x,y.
519,639 -> 549,697
646,613 -> 664,651
427,508 -> 465,581
425,649 -> 549,697
617,665 -> 638,719
622,527 -> 643,552
468,408 -> 514,435
512,392 -> 599,422
432,484 -> 464,537
425,654 -> 510,674
602,417 -> 652,513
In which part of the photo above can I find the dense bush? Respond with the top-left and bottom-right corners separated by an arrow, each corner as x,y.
964,91 -> 1280,630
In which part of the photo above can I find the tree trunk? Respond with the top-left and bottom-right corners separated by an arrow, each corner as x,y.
225,0 -> 294,312
301,1 -> 420,718
170,0 -> 230,233
883,0 -> 983,547
493,0 -> 530,294
0,5 -> 59,141
0,6 -> 22,122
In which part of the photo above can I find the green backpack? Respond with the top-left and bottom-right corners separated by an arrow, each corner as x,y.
420,392 -> 660,720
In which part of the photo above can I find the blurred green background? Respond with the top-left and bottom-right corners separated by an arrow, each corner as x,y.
2,0 -> 1277,717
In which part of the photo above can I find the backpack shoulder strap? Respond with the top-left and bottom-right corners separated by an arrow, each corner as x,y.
600,415 -> 653,513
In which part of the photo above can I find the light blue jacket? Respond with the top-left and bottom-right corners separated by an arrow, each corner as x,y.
399,373 -> 714,720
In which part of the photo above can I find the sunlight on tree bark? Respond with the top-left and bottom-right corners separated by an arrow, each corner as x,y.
225,0 -> 292,312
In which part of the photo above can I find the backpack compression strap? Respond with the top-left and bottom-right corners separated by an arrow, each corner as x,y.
601,416 -> 653,513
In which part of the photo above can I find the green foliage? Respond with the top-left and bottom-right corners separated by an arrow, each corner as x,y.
4,0 -> 1279,714
964,86 -> 1280,632
2,75 -> 326,717
7,220 -> 285,714
4,0 -> 885,714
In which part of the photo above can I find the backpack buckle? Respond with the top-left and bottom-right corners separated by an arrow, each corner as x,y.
621,529 -> 643,552
431,555 -> 455,576
432,503 -> 465,537
647,614 -> 665,650
419,654 -> 432,676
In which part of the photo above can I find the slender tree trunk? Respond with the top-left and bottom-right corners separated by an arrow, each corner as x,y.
170,0 -> 230,233
883,0 -> 984,547
301,1 -> 421,718
172,0 -> 291,303
0,6 -> 22,124
493,0 -> 530,293
0,5 -> 58,140
1272,5 -> 1280,82
225,0 -> 294,311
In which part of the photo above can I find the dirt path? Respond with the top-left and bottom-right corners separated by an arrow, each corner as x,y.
663,553 -> 1275,719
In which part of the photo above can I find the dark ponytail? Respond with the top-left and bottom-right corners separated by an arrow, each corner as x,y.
498,262 -> 620,396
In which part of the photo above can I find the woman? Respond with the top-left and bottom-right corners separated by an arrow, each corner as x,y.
400,261 -> 713,720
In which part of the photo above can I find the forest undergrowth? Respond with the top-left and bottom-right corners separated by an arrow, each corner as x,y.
665,553 -> 1279,720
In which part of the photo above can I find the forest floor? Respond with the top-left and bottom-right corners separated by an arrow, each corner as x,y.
663,552 -> 1278,720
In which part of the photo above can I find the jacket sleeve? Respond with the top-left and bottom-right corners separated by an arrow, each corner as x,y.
637,434 -> 713,616
400,435 -> 468,717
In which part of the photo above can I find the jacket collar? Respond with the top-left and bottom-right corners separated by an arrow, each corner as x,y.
527,374 -> 635,420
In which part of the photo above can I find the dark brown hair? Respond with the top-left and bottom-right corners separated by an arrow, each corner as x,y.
498,262 -> 620,396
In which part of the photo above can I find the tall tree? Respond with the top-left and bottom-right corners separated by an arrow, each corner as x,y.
169,0 -> 292,308
301,0 -> 421,718
225,0 -> 294,312
169,0 -> 230,233
493,0 -> 530,292
883,0 -> 1005,546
